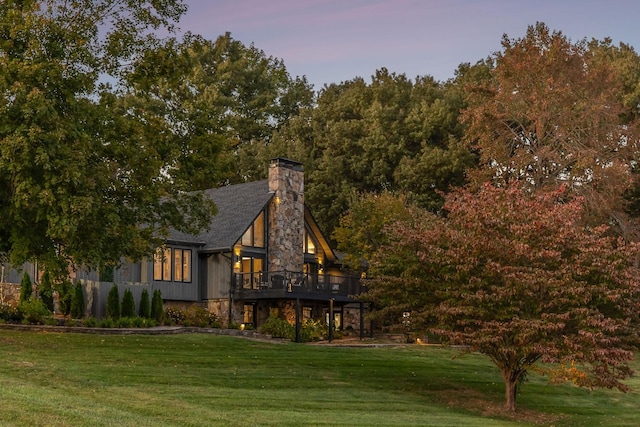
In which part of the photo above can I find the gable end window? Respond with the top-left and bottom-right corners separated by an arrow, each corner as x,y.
241,211 -> 265,248
153,248 -> 191,282
304,228 -> 316,254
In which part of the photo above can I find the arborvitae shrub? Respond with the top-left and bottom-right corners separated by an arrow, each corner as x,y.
70,282 -> 85,319
151,290 -> 163,323
106,284 -> 121,319
19,272 -> 32,303
121,289 -> 135,318
57,280 -> 73,316
138,289 -> 151,319
39,270 -> 54,311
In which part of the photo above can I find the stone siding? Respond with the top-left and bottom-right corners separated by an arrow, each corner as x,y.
267,158 -> 304,273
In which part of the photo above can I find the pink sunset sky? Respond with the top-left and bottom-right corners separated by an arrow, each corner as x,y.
176,0 -> 640,90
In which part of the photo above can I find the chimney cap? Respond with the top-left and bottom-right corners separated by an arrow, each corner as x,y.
270,157 -> 303,171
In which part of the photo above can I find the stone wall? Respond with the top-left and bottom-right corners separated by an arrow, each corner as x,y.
0,283 -> 20,306
267,158 -> 304,273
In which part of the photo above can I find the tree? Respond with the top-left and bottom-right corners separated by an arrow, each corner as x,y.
121,288 -> 135,318
462,22 -> 640,234
70,282 -> 84,319
138,289 -> 151,319
19,271 -> 32,303
332,191 -> 414,272
56,279 -> 72,316
0,0 -> 216,279
297,69 -> 474,238
127,32 -> 314,188
106,284 -> 120,320
39,270 -> 54,311
151,289 -> 163,323
368,183 -> 640,411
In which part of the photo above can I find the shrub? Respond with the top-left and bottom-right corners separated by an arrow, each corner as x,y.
208,313 -> 222,328
99,318 -> 114,328
43,317 -> 57,326
121,289 -> 135,318
151,290 -> 163,323
39,270 -> 54,312
64,318 -> 81,327
116,317 -> 134,328
299,318 -> 329,342
259,316 -> 294,340
138,289 -> 151,319
19,272 -> 32,303
181,306 -> 220,328
164,307 -> 185,325
83,317 -> 98,327
70,282 -> 85,319
57,280 -> 73,316
106,285 -> 120,319
0,304 -> 19,323
19,297 -> 52,325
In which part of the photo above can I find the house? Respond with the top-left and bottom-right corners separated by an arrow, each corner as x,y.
94,158 -> 367,336
1,159 -> 367,336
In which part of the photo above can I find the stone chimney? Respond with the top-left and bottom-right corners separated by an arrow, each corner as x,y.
268,158 -> 304,273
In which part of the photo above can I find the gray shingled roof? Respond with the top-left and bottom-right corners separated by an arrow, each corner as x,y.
168,180 -> 273,252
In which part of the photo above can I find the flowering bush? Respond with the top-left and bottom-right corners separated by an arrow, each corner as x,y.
164,307 -> 185,325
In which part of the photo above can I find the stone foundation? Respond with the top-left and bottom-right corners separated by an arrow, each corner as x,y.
0,283 -> 20,307
205,299 -> 231,327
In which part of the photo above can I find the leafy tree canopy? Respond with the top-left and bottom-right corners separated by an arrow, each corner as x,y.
332,191 -> 414,272
126,32 -> 314,188
270,67 -> 480,238
0,0 -> 217,278
367,183 -> 640,411
462,22 -> 640,234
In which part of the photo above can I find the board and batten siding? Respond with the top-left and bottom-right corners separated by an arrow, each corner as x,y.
205,252 -> 232,299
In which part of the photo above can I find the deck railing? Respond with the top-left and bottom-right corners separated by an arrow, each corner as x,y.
232,270 -> 363,299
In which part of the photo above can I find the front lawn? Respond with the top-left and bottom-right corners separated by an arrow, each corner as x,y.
0,330 -> 638,426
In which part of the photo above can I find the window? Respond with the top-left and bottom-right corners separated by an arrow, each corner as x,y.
174,249 -> 191,282
154,248 -> 171,281
153,247 -> 191,282
243,304 -> 255,325
241,212 -> 265,248
304,228 -> 316,254
240,256 -> 263,288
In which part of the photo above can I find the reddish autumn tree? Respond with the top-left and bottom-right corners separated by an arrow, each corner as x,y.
368,183 -> 640,412
462,23 -> 640,235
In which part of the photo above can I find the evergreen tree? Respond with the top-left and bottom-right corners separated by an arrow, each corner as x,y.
139,289 -> 151,319
151,290 -> 163,324
57,280 -> 73,316
39,270 -> 54,312
106,285 -> 121,320
70,282 -> 85,319
19,271 -> 32,304
121,289 -> 136,318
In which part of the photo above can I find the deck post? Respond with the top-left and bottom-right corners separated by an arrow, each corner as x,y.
359,302 -> 365,340
295,297 -> 301,343
328,298 -> 334,343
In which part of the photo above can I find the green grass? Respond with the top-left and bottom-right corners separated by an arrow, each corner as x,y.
0,330 -> 638,426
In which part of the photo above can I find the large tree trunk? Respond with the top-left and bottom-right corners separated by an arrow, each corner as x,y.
501,369 -> 520,412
